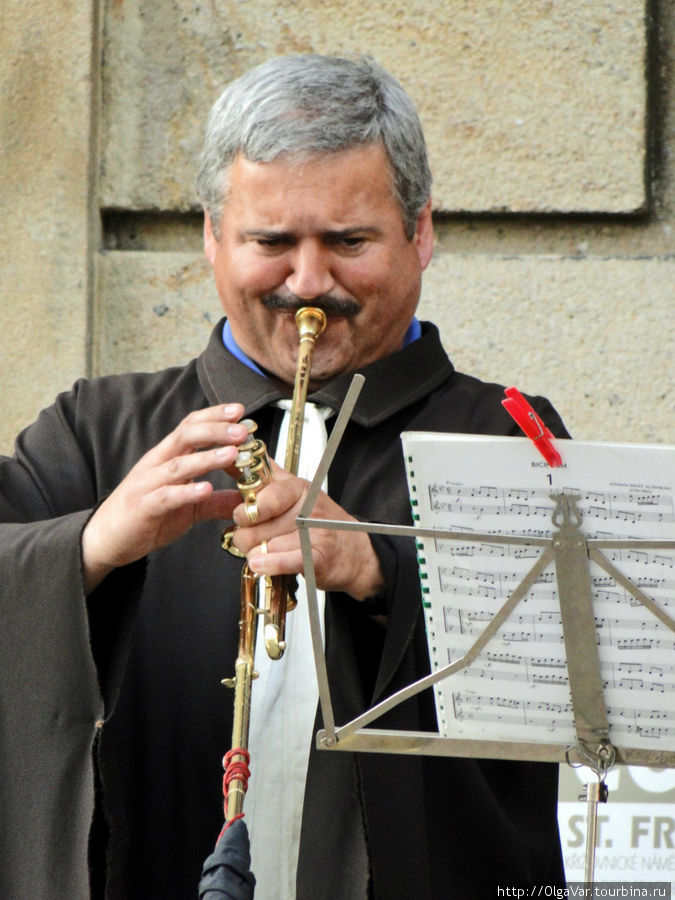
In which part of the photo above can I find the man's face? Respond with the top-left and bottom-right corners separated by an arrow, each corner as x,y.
204,142 -> 433,388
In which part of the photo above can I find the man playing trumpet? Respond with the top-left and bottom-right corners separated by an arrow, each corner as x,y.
0,55 -> 567,899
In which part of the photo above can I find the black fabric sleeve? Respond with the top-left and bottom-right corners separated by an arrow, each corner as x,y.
0,385 -> 144,899
0,506 -> 103,899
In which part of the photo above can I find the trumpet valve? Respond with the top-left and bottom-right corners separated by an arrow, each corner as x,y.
263,623 -> 286,660
235,449 -> 256,482
235,446 -> 271,494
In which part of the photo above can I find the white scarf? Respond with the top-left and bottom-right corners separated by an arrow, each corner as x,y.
245,401 -> 330,899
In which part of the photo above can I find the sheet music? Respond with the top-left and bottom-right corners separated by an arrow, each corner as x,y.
401,434 -> 675,753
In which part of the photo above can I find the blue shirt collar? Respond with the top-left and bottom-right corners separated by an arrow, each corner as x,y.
222,320 -> 266,376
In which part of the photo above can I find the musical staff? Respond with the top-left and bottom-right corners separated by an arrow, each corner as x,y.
428,482 -> 675,525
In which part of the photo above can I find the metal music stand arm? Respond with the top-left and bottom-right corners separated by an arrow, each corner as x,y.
549,493 -> 615,884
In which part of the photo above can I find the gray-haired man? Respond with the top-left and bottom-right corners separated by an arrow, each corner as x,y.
1,55 -> 567,899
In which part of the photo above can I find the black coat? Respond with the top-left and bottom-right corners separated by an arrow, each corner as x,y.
0,321 -> 568,899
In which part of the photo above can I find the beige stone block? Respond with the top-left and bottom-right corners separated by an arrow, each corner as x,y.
0,2 -> 97,454
101,0 -> 647,215
94,252 -> 221,375
0,284 -> 89,454
419,254 -> 674,444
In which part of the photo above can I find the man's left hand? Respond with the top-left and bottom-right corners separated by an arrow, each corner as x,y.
229,459 -> 385,602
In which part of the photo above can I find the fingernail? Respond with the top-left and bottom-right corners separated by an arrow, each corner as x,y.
223,404 -> 240,418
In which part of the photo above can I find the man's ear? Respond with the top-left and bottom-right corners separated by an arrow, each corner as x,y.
414,198 -> 434,271
203,212 -> 218,265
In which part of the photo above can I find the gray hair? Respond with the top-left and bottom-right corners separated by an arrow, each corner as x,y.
197,54 -> 431,240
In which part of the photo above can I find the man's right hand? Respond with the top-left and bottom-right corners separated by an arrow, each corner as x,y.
81,403 -> 249,594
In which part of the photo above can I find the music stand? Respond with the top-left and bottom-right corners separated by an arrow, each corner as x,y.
295,375 -> 675,884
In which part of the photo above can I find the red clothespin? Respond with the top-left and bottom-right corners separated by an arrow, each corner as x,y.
502,387 -> 563,468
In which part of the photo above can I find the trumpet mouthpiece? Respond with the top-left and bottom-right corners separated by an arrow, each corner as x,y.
295,306 -> 327,340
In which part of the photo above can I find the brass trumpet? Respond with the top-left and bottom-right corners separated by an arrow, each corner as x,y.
221,306 -> 326,822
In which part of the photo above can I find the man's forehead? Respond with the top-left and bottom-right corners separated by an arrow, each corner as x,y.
234,139 -> 390,169
223,143 -> 399,214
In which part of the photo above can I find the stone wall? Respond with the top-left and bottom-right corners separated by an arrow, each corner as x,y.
1,0 -> 672,452
1,1 -> 99,454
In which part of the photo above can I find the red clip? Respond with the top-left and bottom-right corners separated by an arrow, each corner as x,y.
502,387 -> 563,468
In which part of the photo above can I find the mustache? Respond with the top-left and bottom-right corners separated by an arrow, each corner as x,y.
261,292 -> 361,318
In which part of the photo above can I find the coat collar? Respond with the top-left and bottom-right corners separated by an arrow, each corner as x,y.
197,318 -> 454,426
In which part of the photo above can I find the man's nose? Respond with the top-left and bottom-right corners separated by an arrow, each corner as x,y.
285,242 -> 336,299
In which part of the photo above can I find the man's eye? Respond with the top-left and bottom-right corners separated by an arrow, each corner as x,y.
340,236 -> 366,249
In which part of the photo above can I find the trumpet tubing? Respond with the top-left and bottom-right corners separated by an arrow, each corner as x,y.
284,307 -> 328,475
221,565 -> 258,821
221,306 -> 326,822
